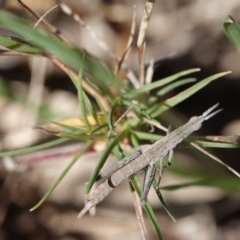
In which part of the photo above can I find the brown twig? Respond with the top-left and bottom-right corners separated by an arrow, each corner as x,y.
129,182 -> 148,240
15,0 -> 70,43
113,107 -> 133,128
12,1 -> 111,111
145,58 -> 154,84
115,5 -> 136,75
0,48 -> 110,111
33,4 -> 59,29
0,49 -> 35,57
137,0 -> 155,86
190,142 -> 240,178
138,42 -> 146,86
51,58 -> 111,111
196,135 -> 240,144
59,2 -> 140,88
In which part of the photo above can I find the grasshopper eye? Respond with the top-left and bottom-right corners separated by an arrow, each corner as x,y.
189,116 -> 202,130
190,116 -> 198,121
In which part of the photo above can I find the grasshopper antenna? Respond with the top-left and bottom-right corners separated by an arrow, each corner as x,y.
203,103 -> 223,121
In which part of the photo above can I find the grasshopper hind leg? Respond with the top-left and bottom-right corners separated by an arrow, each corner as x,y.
141,163 -> 156,205
157,125 -> 173,187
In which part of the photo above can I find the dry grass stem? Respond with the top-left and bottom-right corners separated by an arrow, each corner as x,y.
198,135 -> 240,144
138,42 -> 146,86
130,182 -> 148,240
137,0 -> 155,48
113,107 -> 133,128
4,1 -> 113,113
33,4 -> 59,29
137,0 -> 155,86
145,58 -> 154,84
0,51 -> 110,111
16,0 -> 70,43
59,2 -> 139,88
115,5 -> 136,74
0,49 -> 36,57
190,142 -> 240,178
143,117 -> 167,132
51,58 -> 111,111
59,3 -> 116,58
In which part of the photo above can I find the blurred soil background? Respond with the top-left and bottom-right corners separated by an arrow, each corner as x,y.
0,0 -> 240,239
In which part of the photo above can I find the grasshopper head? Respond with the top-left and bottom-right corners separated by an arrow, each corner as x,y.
189,115 -> 204,131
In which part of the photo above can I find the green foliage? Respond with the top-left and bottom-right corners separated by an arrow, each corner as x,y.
0,10 -> 239,240
223,16 -> 240,51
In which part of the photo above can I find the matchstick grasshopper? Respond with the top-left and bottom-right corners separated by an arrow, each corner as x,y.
78,103 -> 222,218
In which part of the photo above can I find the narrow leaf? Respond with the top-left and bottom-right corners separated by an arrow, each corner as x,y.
131,176 -> 163,240
85,130 -> 127,193
131,130 -> 163,141
160,176 -> 240,192
0,11 -> 121,90
0,36 -> 44,54
223,16 -> 240,51
153,180 -> 176,222
0,138 -> 68,157
83,91 -> 99,125
107,98 -> 122,135
124,68 -> 200,99
154,78 -> 196,99
77,64 -> 91,130
30,141 -> 92,211
149,71 -> 231,118
193,140 -> 240,148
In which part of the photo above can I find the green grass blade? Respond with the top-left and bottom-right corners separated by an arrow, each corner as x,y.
223,16 -> 240,51
194,140 -> 240,148
107,99 -> 122,135
66,68 -> 78,89
95,95 -> 108,118
131,131 -> 240,149
107,98 -> 150,136
83,91 -> 99,125
49,121 -> 82,132
112,141 -> 125,159
131,130 -> 163,141
77,65 -> 91,130
111,145 -> 163,238
122,99 -> 150,119
0,36 -> 44,54
131,132 -> 175,222
131,176 -> 163,240
130,132 -> 140,148
124,68 -> 200,99
30,141 -> 92,211
90,123 -> 108,135
149,71 -> 231,118
160,176 -> 240,193
161,179 -> 207,191
0,11 -> 120,90
85,130 -> 127,193
127,134 -> 163,238
0,138 -> 69,157
85,78 -> 114,99
57,132 -> 105,141
152,180 -> 176,222
155,78 -> 196,98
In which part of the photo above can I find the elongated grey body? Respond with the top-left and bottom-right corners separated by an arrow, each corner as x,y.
78,103 -> 222,218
